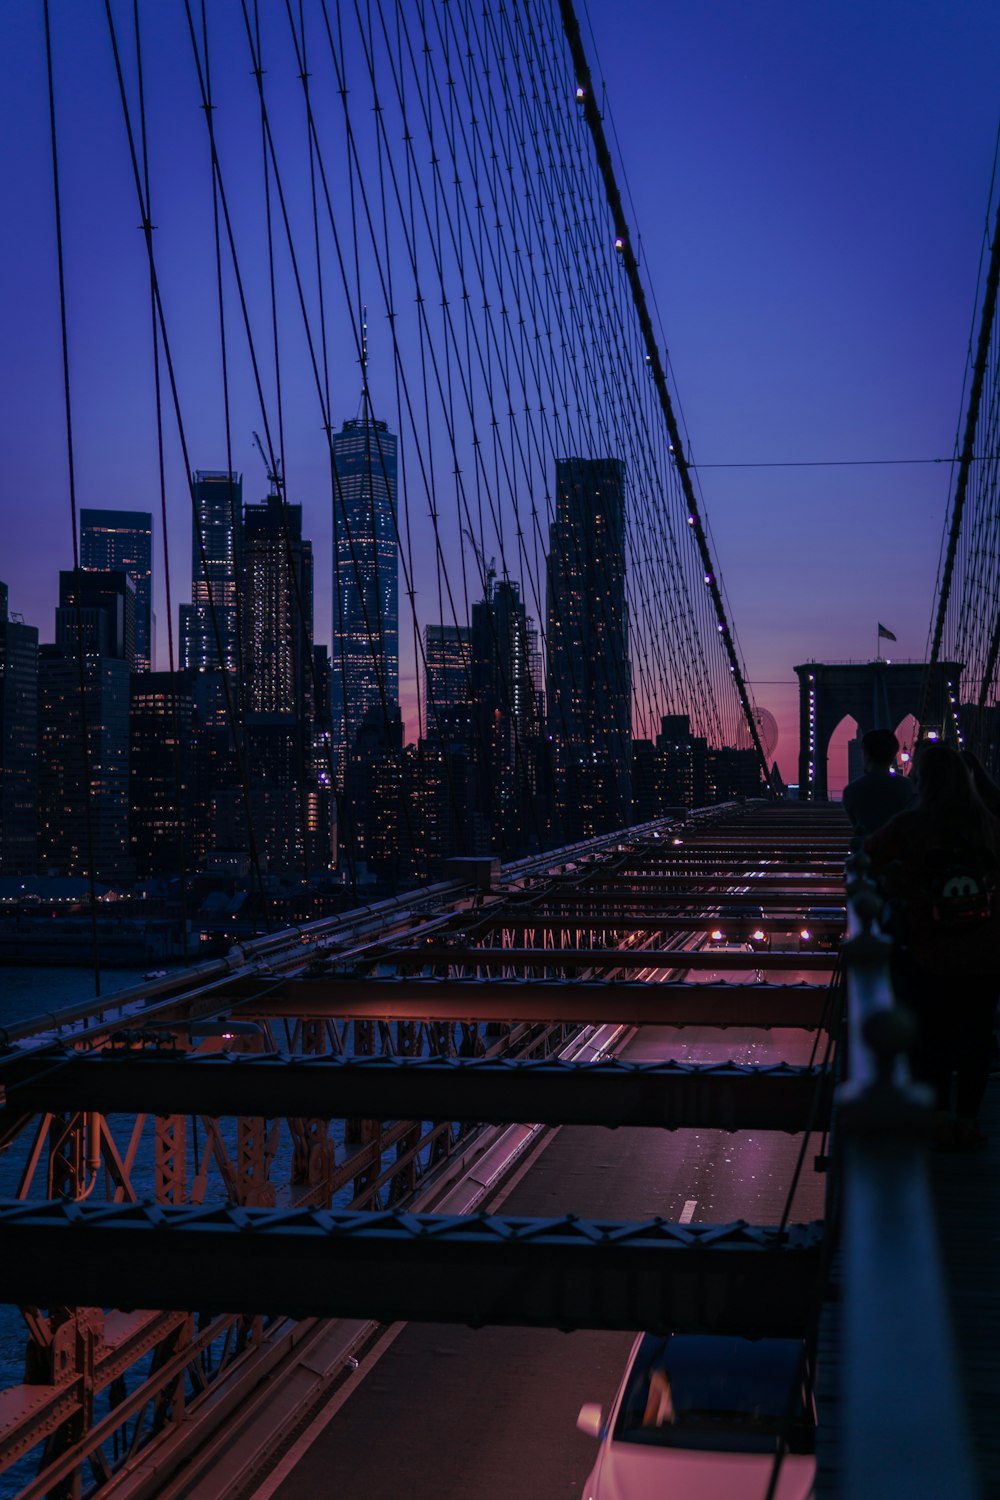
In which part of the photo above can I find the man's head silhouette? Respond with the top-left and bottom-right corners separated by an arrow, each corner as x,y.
862,729 -> 899,770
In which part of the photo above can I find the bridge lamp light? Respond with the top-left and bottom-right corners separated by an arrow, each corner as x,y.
614,236 -> 625,252
187,1018 -> 263,1040
575,85 -> 586,101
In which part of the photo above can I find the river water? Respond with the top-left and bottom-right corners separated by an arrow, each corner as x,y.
1,966 -> 234,1494
0,962 -> 404,1495
0,965 -> 154,1034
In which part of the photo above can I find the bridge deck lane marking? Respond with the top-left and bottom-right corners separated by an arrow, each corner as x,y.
261,1016 -> 827,1500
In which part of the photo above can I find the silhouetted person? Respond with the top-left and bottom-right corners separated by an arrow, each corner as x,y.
841,728 -> 916,833
866,742 -> 1000,1149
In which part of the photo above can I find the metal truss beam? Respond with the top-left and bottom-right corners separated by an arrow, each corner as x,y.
566,877 -> 843,892
631,840 -> 848,850
368,946 -> 837,973
453,914 -> 843,936
219,977 -> 832,1027
0,1053 -> 831,1130
605,864 -> 851,876
0,1199 -> 824,1336
515,888 -> 841,909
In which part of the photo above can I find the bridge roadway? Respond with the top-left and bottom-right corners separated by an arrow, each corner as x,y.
256,963 -> 828,1500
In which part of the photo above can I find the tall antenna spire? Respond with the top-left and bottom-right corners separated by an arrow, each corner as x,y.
356,303 -> 370,421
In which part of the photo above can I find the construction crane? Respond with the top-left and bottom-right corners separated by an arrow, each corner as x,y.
251,430 -> 283,496
463,528 -> 496,599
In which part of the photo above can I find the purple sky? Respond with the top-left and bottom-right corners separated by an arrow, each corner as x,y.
2,1 -> 999,793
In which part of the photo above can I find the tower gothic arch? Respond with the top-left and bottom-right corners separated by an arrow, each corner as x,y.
793,660 -> 960,800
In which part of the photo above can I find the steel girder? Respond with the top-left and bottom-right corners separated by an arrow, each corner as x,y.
562,876 -> 843,891
0,1199 -> 824,1336
456,914 -> 844,936
505,888 -> 842,909
219,977 -> 832,1027
641,865 -> 846,874
0,1052 -> 832,1130
367,945 -> 837,973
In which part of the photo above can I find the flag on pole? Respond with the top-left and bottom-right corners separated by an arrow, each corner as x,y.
877,623 -> 897,642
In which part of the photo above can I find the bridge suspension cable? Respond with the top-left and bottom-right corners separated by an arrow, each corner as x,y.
38,0 -> 774,937
557,0 -> 769,783
925,119 -> 1000,758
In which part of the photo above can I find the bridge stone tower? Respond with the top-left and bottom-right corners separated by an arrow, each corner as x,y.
793,659 -> 961,800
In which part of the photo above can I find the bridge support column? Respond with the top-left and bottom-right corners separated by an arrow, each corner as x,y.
794,659 -> 960,800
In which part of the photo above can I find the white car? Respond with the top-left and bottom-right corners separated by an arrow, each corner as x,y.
577,1332 -> 816,1500
701,938 -> 764,984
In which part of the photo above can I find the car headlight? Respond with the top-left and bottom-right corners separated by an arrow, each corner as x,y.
751,929 -> 765,942
800,928 -> 811,941
710,928 -> 723,941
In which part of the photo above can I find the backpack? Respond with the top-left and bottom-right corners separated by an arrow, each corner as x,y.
924,847 -> 997,930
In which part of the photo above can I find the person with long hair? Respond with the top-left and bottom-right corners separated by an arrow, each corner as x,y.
961,747 -> 1000,817
865,741 -> 1000,1149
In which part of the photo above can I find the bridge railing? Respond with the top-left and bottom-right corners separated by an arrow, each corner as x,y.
838,847 -> 977,1499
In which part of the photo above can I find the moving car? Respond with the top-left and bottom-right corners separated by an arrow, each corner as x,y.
577,1332 -> 816,1500
708,904 -> 771,952
797,906 -> 846,953
699,939 -> 765,982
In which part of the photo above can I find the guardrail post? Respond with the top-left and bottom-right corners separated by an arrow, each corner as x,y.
837,849 -> 977,1499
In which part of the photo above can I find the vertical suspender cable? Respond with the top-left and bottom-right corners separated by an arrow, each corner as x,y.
926,195 -> 1000,719
43,0 -> 103,996
556,0 -> 770,790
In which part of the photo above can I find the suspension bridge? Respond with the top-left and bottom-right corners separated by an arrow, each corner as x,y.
2,1 -> 1000,1497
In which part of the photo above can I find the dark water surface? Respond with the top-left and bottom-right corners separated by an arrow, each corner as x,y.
0,965 -> 153,1032
1,965 -> 193,1496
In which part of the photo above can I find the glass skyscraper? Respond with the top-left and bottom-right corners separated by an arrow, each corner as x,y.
37,648 -> 131,880
180,471 -> 243,674
330,417 -> 398,763
546,456 -> 631,838
242,494 -> 314,716
80,508 -> 153,671
425,623 -> 471,719
471,578 -> 543,853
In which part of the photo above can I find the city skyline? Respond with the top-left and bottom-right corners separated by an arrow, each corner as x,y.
3,5 -> 1000,791
0,428 -> 764,886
